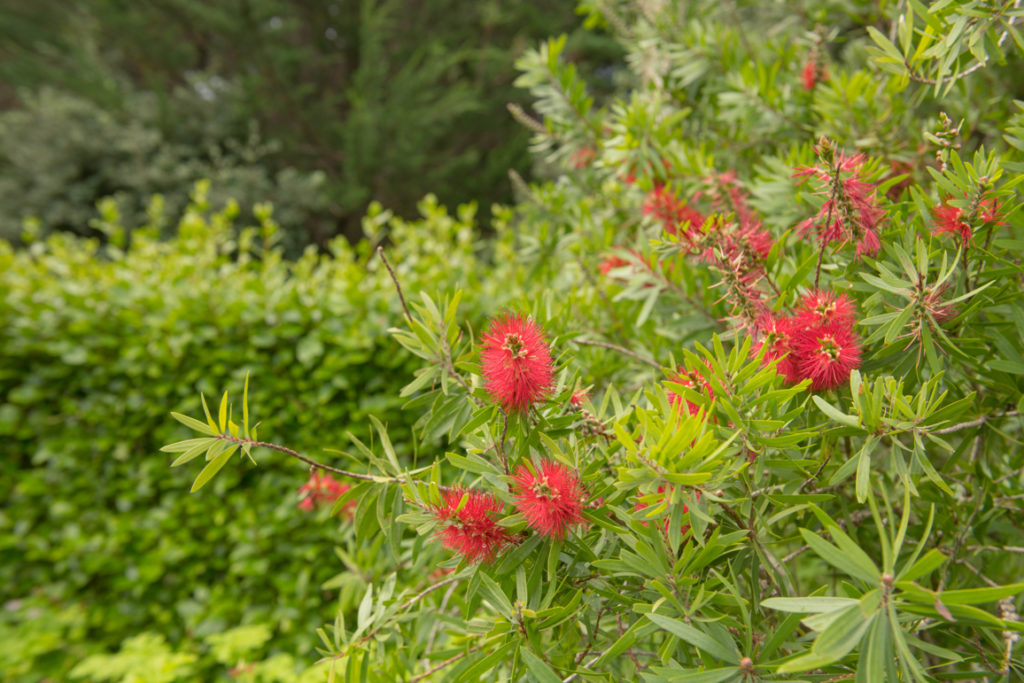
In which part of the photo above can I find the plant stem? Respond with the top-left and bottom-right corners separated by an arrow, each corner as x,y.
813,157 -> 841,289
218,435 -> 390,482
217,435 -> 454,493
410,647 -> 480,683
931,409 -> 1020,435
378,246 -> 412,323
571,338 -> 662,369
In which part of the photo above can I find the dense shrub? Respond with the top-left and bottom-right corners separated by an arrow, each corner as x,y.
0,0 -> 593,245
0,88 -> 328,250
0,184 -> 523,680
166,2 -> 1024,681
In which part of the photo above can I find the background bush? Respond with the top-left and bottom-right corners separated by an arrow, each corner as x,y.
0,0 -> 601,247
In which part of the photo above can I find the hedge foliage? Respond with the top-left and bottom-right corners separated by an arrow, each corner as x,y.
0,184 -> 527,680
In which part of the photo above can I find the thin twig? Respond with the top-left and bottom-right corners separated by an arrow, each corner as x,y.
218,435 -> 393,483
498,410 -> 510,476
378,246 -> 412,323
782,545 -> 810,563
799,444 -> 834,492
749,484 -> 787,499
574,603 -> 607,664
720,500 -> 795,594
410,647 -> 479,683
958,560 -> 1001,588
398,576 -> 461,612
966,545 -> 1024,554
424,580 -> 459,654
932,410 -> 1020,435
439,331 -> 484,406
572,338 -> 662,370
219,435 -> 454,494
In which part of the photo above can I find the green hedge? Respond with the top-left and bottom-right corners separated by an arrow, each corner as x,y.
0,185 -> 512,679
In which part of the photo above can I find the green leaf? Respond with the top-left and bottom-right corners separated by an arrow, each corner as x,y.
899,549 -> 946,582
856,615 -> 888,683
243,371 -> 250,437
812,607 -> 873,659
476,571 -> 514,619
170,440 -> 215,467
519,648 -> 562,683
592,617 -> 653,667
646,666 -> 741,682
800,528 -> 880,584
855,447 -> 871,503
762,597 -> 859,613
938,583 -> 1024,605
812,396 -> 860,429
200,393 -> 218,432
459,642 -> 518,681
646,613 -> 740,663
868,26 -> 905,60
160,437 -> 215,453
190,444 -> 237,492
777,607 -> 872,673
218,391 -> 228,432
171,412 -> 217,436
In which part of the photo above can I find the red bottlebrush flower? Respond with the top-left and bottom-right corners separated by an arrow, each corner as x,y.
932,203 -> 972,245
297,473 -> 354,516
673,204 -> 708,240
512,461 -> 585,540
923,284 -> 957,324
752,312 -> 801,385
795,148 -> 884,259
932,197 -> 1005,247
794,289 -> 856,330
802,61 -> 818,90
707,171 -> 759,231
856,228 -> 881,258
570,146 -> 596,169
979,198 -> 1006,226
642,184 -> 677,220
599,254 -> 630,277
667,365 -> 715,417
431,488 -> 513,563
643,185 -> 705,241
481,314 -> 554,413
570,389 -> 589,407
792,323 -> 862,391
739,223 -> 775,261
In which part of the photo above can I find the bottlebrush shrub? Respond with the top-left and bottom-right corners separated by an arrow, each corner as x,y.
167,2 -> 1024,681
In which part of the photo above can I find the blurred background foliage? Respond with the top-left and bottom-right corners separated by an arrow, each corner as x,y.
0,0 -> 622,250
